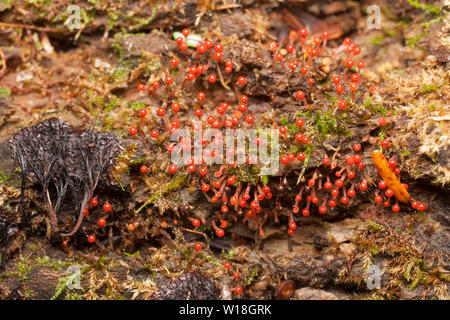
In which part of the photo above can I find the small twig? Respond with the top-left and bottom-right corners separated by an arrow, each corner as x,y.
215,3 -> 242,11
330,145 -> 341,164
253,26 -> 276,41
0,48 -> 6,77
108,227 -> 114,251
178,226 -> 209,242
24,240 -> 47,260
160,229 -> 181,251
0,22 -> 68,33
217,64 -> 230,90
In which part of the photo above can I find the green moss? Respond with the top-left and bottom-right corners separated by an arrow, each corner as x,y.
103,118 -> 114,131
108,11 -> 118,22
421,85 -> 439,93
33,256 -> 70,270
25,288 -> 32,298
51,271 -> 84,300
367,99 -> 388,116
289,144 -> 300,153
314,110 -> 337,139
113,32 -> 146,42
295,110 -> 312,120
406,32 -> 429,48
14,256 -> 32,281
401,150 -> 411,156
235,164 -> 262,184
326,93 -> 338,106
111,42 -> 125,59
129,2 -> 159,31
136,174 -> 190,213
369,35 -> 385,46
0,87 -> 11,99
104,95 -> 122,111
97,256 -> 107,268
224,248 -> 235,260
123,250 -> 141,258
383,27 -> 399,38
261,175 -> 268,185
144,59 -> 162,77
26,0 -> 51,7
65,292 -> 84,300
247,267 -> 259,285
109,65 -> 130,84
128,100 -> 146,110
408,0 -> 441,15
80,8 -> 93,26
128,156 -> 146,166
380,3 -> 396,21
421,16 -> 444,28
2,0 -> 12,9
296,144 -> 313,184
367,221 -> 385,233
427,104 -> 437,111
0,167 -> 20,186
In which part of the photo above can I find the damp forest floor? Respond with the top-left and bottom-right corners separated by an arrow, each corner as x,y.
0,0 -> 449,300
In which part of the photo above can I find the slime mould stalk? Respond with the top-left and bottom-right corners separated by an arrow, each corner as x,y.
372,150 -> 411,203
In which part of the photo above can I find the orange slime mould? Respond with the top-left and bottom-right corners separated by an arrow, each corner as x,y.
372,150 -> 411,203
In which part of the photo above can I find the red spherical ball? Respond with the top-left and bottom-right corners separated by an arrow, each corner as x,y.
216,228 -> 225,237
140,165 -> 148,174
295,91 -> 305,100
381,139 -> 390,149
295,118 -> 304,127
87,234 -> 96,243
192,219 -> 201,227
90,198 -> 98,207
208,74 -> 217,83
170,58 -> 178,67
139,108 -> 147,117
168,164 -> 178,174
129,127 -> 138,136
103,202 -> 112,212
238,76 -> 247,85
98,218 -> 106,227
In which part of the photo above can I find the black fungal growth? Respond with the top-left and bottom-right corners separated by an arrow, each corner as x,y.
0,209 -> 16,268
10,118 -> 120,239
152,272 -> 219,300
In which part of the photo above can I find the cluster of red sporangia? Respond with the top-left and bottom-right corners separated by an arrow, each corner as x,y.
62,198 -> 112,247
192,242 -> 243,295
269,29 -> 366,107
121,27 -> 430,246
68,27 -> 426,254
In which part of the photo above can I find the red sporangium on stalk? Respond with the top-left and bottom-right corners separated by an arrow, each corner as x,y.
212,220 -> 225,237
320,31 -> 329,53
295,90 -> 308,108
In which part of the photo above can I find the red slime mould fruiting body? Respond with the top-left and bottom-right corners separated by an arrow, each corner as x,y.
71,28 -> 427,244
